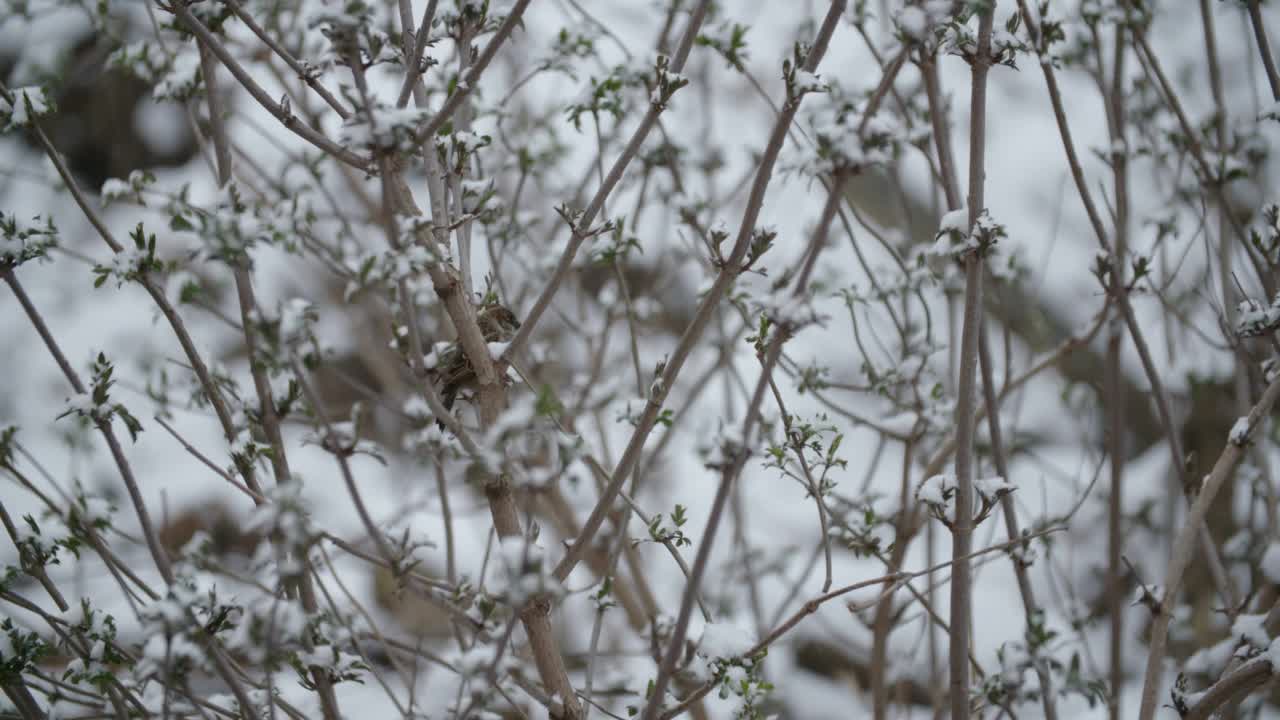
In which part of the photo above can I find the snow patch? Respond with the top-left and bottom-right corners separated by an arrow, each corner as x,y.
1261,544 -> 1280,584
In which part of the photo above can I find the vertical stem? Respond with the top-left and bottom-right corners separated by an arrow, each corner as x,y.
921,60 -> 963,212
978,321 -> 1059,720
374,6 -> 587,714
927,517 -> 943,714
949,264 -> 983,720
1105,312 -> 1126,720
871,440 -> 917,720
434,462 -> 457,585
1105,21 -> 1130,720
453,23 -> 476,298
1200,5 -> 1258,715
639,341 -> 784,720
197,37 -> 342,720
950,6 -> 997,720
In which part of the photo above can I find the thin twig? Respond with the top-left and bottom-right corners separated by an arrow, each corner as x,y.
1136,372 -> 1280,719
3,270 -> 174,585
656,526 -> 1065,719
413,0 -> 535,143
221,0 -> 353,119
640,339 -> 784,720
553,0 -> 848,583
501,0 -> 714,363
1247,0 -> 1280,100
169,3 -> 372,170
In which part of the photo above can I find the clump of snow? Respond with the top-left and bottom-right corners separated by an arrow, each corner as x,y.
493,535 -> 562,605
141,632 -> 204,665
0,212 -> 58,267
153,49 -> 202,102
295,644 -> 366,681
99,247 -> 153,285
1206,150 -> 1248,182
917,474 -> 956,508
939,207 -> 970,234
1265,357 -> 1280,383
698,622 -> 757,663
755,291 -> 822,334
930,208 -> 977,259
100,178 -> 131,201
1229,416 -> 1252,446
702,425 -> 747,470
451,130 -> 489,154
800,89 -> 906,176
931,208 -> 1005,260
998,641 -> 1032,688
1261,544 -> 1280,584
897,7 -> 928,39
423,340 -> 452,371
894,1 -> 951,42
107,40 -> 166,83
245,483 -> 314,555
792,69 -> 827,94
450,643 -> 517,678
278,297 -> 317,345
403,395 -> 431,421
1185,636 -> 1235,676
225,592 -> 310,663
0,86 -> 51,129
1268,636 -> 1280,670
976,476 -> 1015,502
406,422 -> 464,456
62,392 -> 100,418
74,493 -> 115,527
342,106 -> 431,151
878,410 -> 919,437
1237,295 -> 1280,337
1233,613 -> 1270,650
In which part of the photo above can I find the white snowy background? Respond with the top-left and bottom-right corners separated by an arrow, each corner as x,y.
3,0 -> 1280,718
